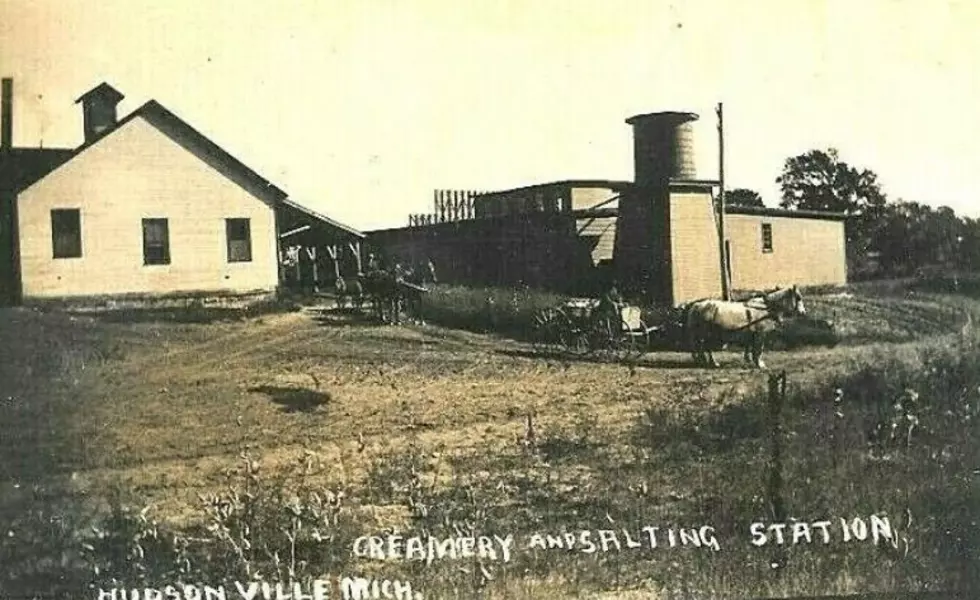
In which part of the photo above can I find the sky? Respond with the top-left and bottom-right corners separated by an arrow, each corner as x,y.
1,0 -> 978,230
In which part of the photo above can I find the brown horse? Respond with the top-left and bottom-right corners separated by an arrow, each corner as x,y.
685,286 -> 806,368
334,275 -> 364,311
362,268 -> 401,324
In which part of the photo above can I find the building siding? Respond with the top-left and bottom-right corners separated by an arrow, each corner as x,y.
576,215 -> 617,264
368,182 -> 846,303
668,191 -> 723,304
725,213 -> 846,291
17,116 -> 279,300
570,186 -> 620,211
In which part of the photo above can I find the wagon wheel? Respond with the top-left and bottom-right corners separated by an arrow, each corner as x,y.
604,324 -> 634,362
621,320 -> 650,361
531,307 -> 573,354
592,318 -> 620,360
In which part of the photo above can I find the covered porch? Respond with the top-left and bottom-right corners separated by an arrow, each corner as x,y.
276,199 -> 365,293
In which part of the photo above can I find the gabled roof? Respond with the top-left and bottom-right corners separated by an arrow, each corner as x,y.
27,98 -> 288,204
280,197 -> 365,238
17,87 -> 364,239
133,100 -> 288,202
0,148 -> 74,193
74,82 -> 124,105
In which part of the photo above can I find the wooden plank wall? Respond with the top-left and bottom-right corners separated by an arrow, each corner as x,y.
367,212 -> 609,295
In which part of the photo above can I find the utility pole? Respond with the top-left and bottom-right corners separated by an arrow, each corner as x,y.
717,102 -> 731,301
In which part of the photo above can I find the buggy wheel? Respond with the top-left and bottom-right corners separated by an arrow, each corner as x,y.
607,330 -> 635,362
531,307 -> 572,355
622,321 -> 650,361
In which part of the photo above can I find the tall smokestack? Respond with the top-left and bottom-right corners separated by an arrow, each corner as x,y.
1,78 -> 12,150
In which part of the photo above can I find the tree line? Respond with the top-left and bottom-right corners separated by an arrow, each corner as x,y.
726,148 -> 977,280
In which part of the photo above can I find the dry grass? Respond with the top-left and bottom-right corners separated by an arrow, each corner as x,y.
0,287 -> 977,598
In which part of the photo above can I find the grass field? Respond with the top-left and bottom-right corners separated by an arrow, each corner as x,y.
0,286 -> 977,598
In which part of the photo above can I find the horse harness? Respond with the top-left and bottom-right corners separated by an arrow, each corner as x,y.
732,301 -> 782,333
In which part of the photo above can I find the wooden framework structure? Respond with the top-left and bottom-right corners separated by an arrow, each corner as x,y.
276,199 -> 366,292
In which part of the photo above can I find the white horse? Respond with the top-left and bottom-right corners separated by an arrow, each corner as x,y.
685,286 -> 806,369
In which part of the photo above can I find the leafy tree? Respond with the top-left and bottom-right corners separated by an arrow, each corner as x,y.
726,188 -> 765,207
872,202 -> 968,276
959,217 -> 980,272
777,148 -> 888,270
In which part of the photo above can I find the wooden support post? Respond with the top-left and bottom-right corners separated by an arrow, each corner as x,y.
348,240 -> 363,275
305,246 -> 318,291
717,102 -> 731,301
325,244 -> 340,282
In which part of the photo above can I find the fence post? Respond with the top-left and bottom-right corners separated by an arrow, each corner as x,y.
767,370 -> 786,521
768,370 -> 788,570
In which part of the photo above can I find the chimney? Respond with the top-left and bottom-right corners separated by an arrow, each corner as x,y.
1,78 -> 12,150
74,82 -> 124,144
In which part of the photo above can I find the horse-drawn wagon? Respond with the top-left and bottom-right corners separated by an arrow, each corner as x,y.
531,297 -> 657,361
531,285 -> 812,367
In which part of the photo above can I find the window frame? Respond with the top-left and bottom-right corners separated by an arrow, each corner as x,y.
142,218 -> 171,266
226,218 -> 253,263
51,208 -> 82,259
761,222 -> 774,253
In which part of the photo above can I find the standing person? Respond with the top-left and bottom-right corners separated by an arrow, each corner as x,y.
425,258 -> 437,284
598,281 -> 624,336
367,252 -> 380,273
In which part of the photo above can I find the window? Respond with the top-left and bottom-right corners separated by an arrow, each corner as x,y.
142,218 -> 170,265
226,218 -> 252,262
51,209 -> 82,258
761,223 -> 773,253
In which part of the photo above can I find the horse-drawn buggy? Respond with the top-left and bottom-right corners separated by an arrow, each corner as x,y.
531,285 -> 812,368
531,296 -> 658,361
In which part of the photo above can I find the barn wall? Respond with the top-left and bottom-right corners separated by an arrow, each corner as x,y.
726,213 -> 847,291
368,212 -> 605,294
668,189 -> 723,304
17,116 -> 279,300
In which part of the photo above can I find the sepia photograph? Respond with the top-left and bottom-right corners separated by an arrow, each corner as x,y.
0,1 -> 978,598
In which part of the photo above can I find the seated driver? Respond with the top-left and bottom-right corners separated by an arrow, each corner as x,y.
598,283 -> 624,331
